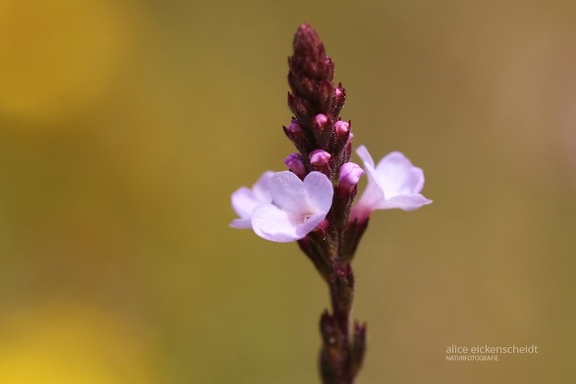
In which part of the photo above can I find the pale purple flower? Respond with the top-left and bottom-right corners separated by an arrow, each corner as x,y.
230,171 -> 274,229
351,145 -> 432,222
251,171 -> 333,242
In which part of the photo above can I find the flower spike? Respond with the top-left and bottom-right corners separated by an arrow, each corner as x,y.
229,24 -> 432,384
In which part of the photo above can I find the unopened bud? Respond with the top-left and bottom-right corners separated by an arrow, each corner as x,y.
314,114 -> 329,128
309,149 -> 332,167
334,120 -> 349,135
338,162 -> 363,190
284,153 -> 307,178
286,119 -> 302,134
334,86 -> 343,98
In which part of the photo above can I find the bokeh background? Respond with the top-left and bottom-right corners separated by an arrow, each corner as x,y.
1,0 -> 575,383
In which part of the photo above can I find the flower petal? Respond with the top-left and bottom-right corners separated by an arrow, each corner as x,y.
251,203 -> 303,242
377,194 -> 433,211
229,217 -> 252,229
230,171 -> 274,228
294,211 -> 328,238
250,171 -> 333,242
350,160 -> 385,222
374,152 -> 425,197
356,145 -> 375,168
352,146 -> 432,221
267,171 -> 308,214
302,171 -> 334,215
252,171 -> 275,201
231,187 -> 259,219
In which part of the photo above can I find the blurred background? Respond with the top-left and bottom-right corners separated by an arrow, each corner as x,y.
1,0 -> 575,383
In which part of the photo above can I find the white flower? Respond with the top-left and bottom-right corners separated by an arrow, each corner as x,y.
231,170 -> 334,242
252,171 -> 333,242
351,145 -> 432,222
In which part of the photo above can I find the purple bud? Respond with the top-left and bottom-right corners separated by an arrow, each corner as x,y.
284,153 -> 307,178
286,119 -> 302,134
338,162 -> 363,190
309,149 -> 332,167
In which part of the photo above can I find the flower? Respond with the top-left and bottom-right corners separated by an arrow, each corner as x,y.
251,171 -> 333,242
230,171 -> 274,229
351,145 -> 432,222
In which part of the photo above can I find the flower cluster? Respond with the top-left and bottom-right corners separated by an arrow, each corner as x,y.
228,24 -> 431,384
231,145 -> 431,242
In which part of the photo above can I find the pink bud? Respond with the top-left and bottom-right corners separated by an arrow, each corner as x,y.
334,120 -> 350,134
309,149 -> 332,167
314,114 -> 329,128
334,87 -> 343,97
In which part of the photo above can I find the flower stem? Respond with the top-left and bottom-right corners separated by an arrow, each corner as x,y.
319,249 -> 364,384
